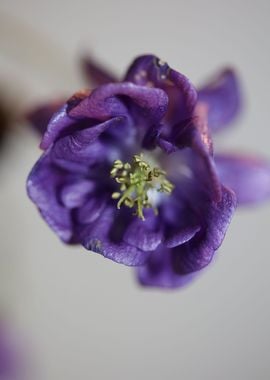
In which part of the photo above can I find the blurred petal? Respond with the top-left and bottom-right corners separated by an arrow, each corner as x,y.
198,68 -> 241,133
81,55 -> 118,86
0,323 -> 19,378
215,153 -> 270,204
27,152 -> 74,242
25,100 -> 64,135
0,102 -> 9,146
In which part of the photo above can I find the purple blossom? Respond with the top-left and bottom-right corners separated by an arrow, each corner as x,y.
27,55 -> 270,288
0,323 -> 20,379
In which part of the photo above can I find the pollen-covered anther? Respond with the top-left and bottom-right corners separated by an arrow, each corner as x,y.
110,154 -> 174,220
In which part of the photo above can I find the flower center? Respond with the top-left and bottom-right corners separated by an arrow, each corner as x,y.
110,153 -> 174,220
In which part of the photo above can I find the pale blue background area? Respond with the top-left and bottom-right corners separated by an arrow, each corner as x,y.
0,1 -> 269,379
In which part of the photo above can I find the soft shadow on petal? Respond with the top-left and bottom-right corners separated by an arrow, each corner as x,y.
165,225 -> 201,248
60,179 -> 95,209
182,104 -> 221,201
137,246 -> 197,289
215,153 -> 270,205
159,185 -> 201,249
123,209 -> 163,251
81,55 -> 118,86
198,68 -> 241,133
27,152 -> 74,243
166,106 -> 221,202
75,197 -> 106,225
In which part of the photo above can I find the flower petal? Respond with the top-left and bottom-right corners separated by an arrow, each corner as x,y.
123,209 -> 163,251
50,116 -> 128,165
40,90 -> 91,150
125,54 -> 197,124
41,83 -> 168,152
198,68 -> 241,133
79,207 -> 150,266
81,55 -> 118,85
60,179 -> 95,209
137,186 -> 236,288
167,103 -> 221,202
75,197 -> 106,225
164,225 -> 201,249
27,152 -> 74,242
172,185 -> 237,274
69,82 -> 168,124
215,153 -> 270,204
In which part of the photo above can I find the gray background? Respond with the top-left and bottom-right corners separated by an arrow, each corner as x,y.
0,0 -> 269,379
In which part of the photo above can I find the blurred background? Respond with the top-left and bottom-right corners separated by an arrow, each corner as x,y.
0,0 -> 269,379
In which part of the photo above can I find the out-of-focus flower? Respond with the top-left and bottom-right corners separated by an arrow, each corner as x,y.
26,55 -> 270,288
0,100 -> 9,148
0,322 -> 19,379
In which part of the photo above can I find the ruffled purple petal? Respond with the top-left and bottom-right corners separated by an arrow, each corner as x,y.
41,83 -> 168,152
198,68 -> 241,133
81,55 -> 118,85
79,207 -> 150,266
172,185 -> 237,274
25,99 -> 65,135
70,82 -> 168,123
40,90 -> 91,150
137,186 -> 236,288
215,153 -> 270,204
125,54 -> 197,125
50,116 -> 128,165
27,152 -> 74,243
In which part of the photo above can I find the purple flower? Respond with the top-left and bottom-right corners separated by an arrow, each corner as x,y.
0,323 -> 20,379
27,55 -> 270,288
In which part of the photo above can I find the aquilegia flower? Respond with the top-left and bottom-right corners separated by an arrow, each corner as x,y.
27,55 -> 270,288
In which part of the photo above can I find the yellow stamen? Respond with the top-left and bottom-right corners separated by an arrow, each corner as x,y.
110,154 -> 174,220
